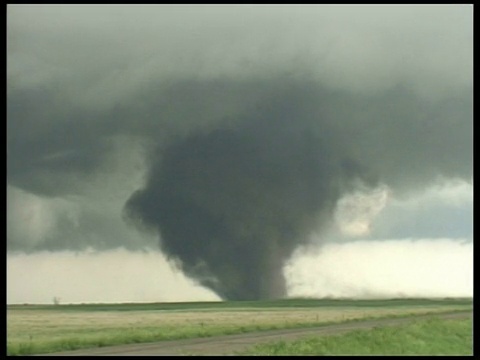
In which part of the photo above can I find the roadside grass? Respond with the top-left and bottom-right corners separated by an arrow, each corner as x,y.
7,298 -> 473,356
7,323 -> 280,355
240,317 -> 473,355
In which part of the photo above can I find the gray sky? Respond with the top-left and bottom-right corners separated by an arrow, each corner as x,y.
7,5 -> 473,302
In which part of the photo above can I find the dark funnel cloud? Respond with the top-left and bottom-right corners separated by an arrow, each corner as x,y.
125,80 -> 370,300
123,78 -> 471,300
7,6 -> 472,300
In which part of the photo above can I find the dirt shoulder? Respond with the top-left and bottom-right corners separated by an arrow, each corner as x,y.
43,311 -> 472,356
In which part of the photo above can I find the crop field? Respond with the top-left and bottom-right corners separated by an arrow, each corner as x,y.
7,298 -> 473,355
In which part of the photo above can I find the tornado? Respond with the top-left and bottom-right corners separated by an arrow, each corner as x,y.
123,77 -> 471,300
7,6 -> 472,301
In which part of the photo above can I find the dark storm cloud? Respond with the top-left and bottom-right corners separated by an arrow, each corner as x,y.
7,5 -> 472,299
7,87 -> 114,196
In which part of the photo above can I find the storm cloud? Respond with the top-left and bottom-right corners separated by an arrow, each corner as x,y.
7,5 -> 472,300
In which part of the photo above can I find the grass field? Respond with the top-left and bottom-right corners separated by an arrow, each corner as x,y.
240,316 -> 473,355
7,298 -> 473,355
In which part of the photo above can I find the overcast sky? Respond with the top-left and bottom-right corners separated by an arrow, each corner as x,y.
7,5 -> 472,303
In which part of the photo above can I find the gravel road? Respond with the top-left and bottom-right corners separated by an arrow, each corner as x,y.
43,311 -> 472,356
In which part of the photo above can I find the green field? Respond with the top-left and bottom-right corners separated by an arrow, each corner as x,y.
7,297 -> 472,312
240,317 -> 473,355
7,298 -> 473,356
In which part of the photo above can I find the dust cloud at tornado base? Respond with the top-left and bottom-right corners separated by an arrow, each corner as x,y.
7,6 -> 472,301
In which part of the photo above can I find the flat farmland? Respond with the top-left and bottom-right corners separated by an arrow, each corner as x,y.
7,298 -> 473,355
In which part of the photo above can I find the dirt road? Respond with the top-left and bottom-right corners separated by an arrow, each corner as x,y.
43,311 -> 472,356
